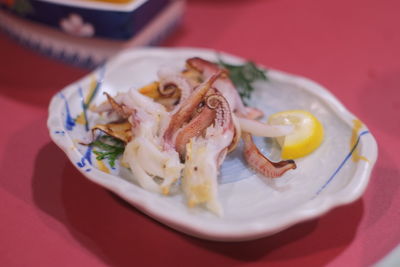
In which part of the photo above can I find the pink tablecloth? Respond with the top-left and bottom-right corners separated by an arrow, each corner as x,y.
1,0 -> 399,266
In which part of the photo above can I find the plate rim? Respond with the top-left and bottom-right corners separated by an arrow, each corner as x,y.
47,47 -> 378,241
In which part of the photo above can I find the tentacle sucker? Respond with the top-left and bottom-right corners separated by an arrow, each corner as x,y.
206,93 -> 232,130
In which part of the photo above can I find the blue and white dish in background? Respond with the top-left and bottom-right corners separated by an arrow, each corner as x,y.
47,48 -> 378,241
0,1 -> 185,68
0,0 -> 171,40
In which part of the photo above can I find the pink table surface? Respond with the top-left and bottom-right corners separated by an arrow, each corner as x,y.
1,0 -> 399,266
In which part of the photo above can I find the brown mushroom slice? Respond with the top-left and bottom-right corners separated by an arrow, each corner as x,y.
103,92 -> 135,119
92,121 -> 133,143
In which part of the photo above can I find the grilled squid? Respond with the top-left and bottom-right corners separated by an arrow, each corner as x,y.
89,56 -> 298,216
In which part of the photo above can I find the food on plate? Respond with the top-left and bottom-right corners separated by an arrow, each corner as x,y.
242,132 -> 296,178
90,57 -> 301,215
268,110 -> 324,159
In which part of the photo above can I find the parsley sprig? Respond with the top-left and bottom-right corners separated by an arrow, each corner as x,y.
90,136 -> 125,168
217,58 -> 268,103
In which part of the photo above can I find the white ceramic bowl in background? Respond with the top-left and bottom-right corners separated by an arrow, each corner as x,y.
47,48 -> 378,241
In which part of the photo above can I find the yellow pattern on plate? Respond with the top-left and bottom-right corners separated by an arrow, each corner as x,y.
96,159 -> 110,173
76,76 -> 98,125
351,119 -> 369,162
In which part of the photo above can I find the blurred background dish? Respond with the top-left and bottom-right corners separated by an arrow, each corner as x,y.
0,0 -> 185,68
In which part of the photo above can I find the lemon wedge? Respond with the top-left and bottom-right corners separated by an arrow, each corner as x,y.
268,110 -> 324,159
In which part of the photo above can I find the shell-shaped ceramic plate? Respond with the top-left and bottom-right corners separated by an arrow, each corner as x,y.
47,48 -> 378,241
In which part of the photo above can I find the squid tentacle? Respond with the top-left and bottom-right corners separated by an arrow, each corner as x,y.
158,83 -> 178,97
175,92 -> 233,160
205,92 -> 241,154
242,132 -> 296,178
158,72 -> 192,105
186,57 -> 264,118
163,71 -> 224,147
175,106 -> 216,160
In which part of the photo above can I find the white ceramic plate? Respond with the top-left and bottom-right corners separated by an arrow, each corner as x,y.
47,47 -> 378,241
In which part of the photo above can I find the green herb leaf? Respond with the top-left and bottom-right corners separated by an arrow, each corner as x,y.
216,57 -> 268,104
90,136 -> 125,168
